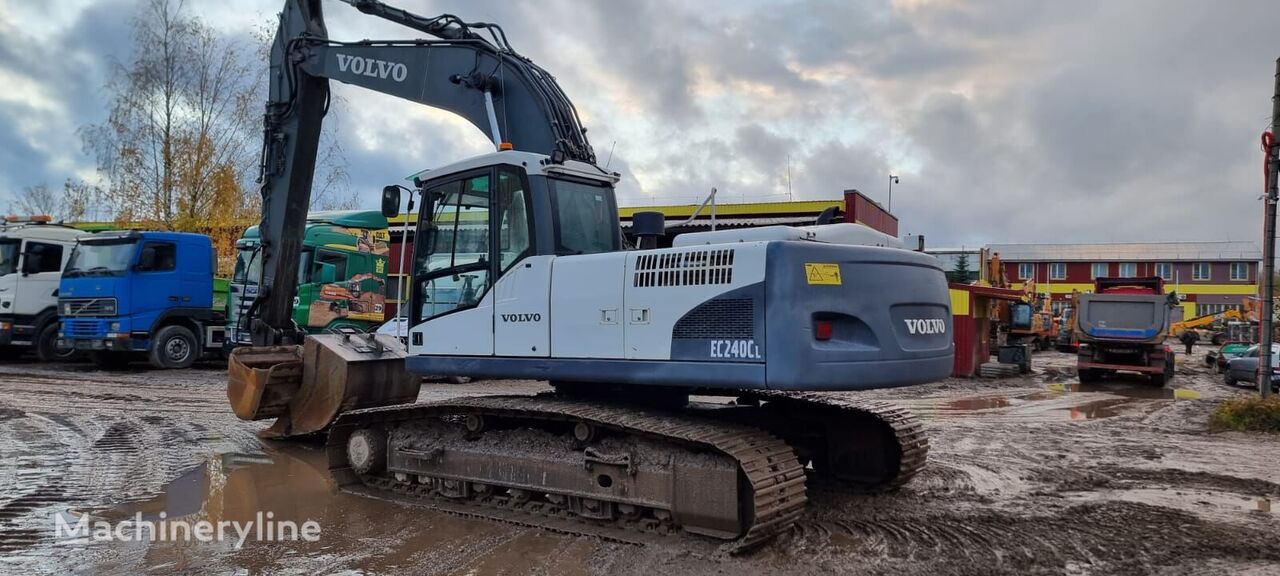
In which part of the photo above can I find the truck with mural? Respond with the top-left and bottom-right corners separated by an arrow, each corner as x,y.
58,231 -> 230,369
227,211 -> 390,347
0,216 -> 82,361
1075,276 -> 1178,386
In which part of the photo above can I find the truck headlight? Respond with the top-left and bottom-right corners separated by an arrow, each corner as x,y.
102,301 -> 117,315
110,322 -> 121,332
63,303 -> 72,315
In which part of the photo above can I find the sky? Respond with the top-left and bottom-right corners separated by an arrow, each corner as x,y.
1,0 -> 1278,247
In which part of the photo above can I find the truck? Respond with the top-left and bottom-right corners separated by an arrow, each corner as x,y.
1075,276 -> 1177,386
58,231 -> 229,369
228,211 -> 390,347
0,216 -> 81,361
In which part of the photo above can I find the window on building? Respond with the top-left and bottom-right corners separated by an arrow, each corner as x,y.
1155,262 -> 1173,281
1230,262 -> 1249,281
1118,262 -> 1137,278
1017,262 -> 1034,280
1196,303 -> 1240,316
1090,263 -> 1108,279
1192,262 -> 1211,281
1049,262 -> 1066,280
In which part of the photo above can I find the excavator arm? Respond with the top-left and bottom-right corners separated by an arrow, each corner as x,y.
231,0 -> 599,438
251,0 -> 595,346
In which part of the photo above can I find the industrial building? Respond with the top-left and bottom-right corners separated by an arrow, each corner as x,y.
986,241 -> 1262,318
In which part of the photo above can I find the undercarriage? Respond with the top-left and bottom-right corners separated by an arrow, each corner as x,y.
326,390 -> 928,550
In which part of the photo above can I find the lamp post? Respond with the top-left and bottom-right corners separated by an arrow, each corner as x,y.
888,174 -> 900,213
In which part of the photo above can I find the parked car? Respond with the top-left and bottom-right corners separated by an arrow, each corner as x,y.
1223,344 -> 1280,389
1206,340 -> 1253,373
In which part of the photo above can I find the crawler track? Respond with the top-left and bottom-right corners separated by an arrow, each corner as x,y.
736,391 -> 930,492
327,392 -> 929,549
328,395 -> 808,550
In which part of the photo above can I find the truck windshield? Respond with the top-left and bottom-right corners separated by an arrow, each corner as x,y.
0,239 -> 18,276
548,178 -> 619,255
233,246 -> 263,285
65,240 -> 137,277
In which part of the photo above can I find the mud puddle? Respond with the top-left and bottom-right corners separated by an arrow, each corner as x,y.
61,443 -> 589,574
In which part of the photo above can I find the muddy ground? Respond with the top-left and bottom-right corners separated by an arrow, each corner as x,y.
0,346 -> 1278,575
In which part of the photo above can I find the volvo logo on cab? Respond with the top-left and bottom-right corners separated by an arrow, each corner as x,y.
501,313 -> 542,323
904,318 -> 946,335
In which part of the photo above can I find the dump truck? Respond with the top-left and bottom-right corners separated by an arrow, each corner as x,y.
58,231 -> 229,369
1075,276 -> 1177,386
228,211 -> 391,348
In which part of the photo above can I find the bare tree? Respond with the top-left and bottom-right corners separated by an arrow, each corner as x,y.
81,0 -> 261,230
9,184 -> 61,218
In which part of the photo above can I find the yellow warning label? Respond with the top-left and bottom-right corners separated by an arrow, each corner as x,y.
805,263 -> 842,285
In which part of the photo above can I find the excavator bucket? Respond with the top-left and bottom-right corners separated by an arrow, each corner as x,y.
227,333 -> 421,439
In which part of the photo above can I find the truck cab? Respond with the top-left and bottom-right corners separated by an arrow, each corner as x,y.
59,231 -> 227,369
228,211 -> 390,347
0,217 -> 81,361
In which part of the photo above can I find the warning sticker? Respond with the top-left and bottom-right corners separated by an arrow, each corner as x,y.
804,263 -> 842,286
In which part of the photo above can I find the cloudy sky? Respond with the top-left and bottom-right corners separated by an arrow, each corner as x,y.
1,0 -> 1277,247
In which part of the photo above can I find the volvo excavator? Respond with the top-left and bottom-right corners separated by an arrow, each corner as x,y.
228,0 -> 954,549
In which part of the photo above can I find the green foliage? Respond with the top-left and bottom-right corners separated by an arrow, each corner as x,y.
1209,395 -> 1280,432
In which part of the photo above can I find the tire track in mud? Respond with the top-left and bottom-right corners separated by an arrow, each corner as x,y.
0,366 -> 263,560
0,412 -> 77,555
791,500 -> 1280,573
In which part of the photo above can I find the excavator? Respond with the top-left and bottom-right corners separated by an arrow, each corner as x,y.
227,0 -> 954,548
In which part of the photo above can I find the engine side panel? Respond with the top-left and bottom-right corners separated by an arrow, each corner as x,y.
548,252 -> 625,359
622,242 -> 768,360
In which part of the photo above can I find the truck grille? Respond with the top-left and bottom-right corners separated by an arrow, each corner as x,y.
60,298 -> 118,317
63,318 -> 106,337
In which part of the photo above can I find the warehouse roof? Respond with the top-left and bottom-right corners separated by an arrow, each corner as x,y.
986,241 -> 1262,262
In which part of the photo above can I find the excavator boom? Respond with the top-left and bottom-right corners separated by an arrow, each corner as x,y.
229,0 -> 601,438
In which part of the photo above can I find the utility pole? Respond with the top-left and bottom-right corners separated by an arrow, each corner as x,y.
1259,57 -> 1280,398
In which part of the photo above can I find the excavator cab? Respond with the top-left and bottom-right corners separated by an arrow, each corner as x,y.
228,152 -> 621,438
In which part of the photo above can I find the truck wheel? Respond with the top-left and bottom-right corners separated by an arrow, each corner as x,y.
90,352 -> 132,370
1150,373 -> 1166,387
35,323 -> 75,363
1079,368 -> 1099,383
151,325 -> 198,370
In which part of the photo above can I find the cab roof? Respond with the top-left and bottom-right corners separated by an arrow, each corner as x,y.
404,150 -> 619,186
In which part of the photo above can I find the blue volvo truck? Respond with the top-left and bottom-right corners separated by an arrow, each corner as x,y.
58,231 -> 228,369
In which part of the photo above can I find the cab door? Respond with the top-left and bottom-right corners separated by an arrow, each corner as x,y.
407,166 -> 540,357
409,169 -> 497,356
17,241 -> 65,319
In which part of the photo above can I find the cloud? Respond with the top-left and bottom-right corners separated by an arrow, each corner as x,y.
0,0 -> 1278,249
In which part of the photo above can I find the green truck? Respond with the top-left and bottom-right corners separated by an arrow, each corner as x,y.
228,211 -> 391,347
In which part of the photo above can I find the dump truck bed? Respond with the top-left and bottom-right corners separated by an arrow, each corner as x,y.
1075,293 -> 1172,345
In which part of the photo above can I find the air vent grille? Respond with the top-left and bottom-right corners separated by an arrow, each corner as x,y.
633,249 -> 735,288
673,298 -> 754,339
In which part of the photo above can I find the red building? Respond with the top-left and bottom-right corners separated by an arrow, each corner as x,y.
987,242 -> 1261,319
